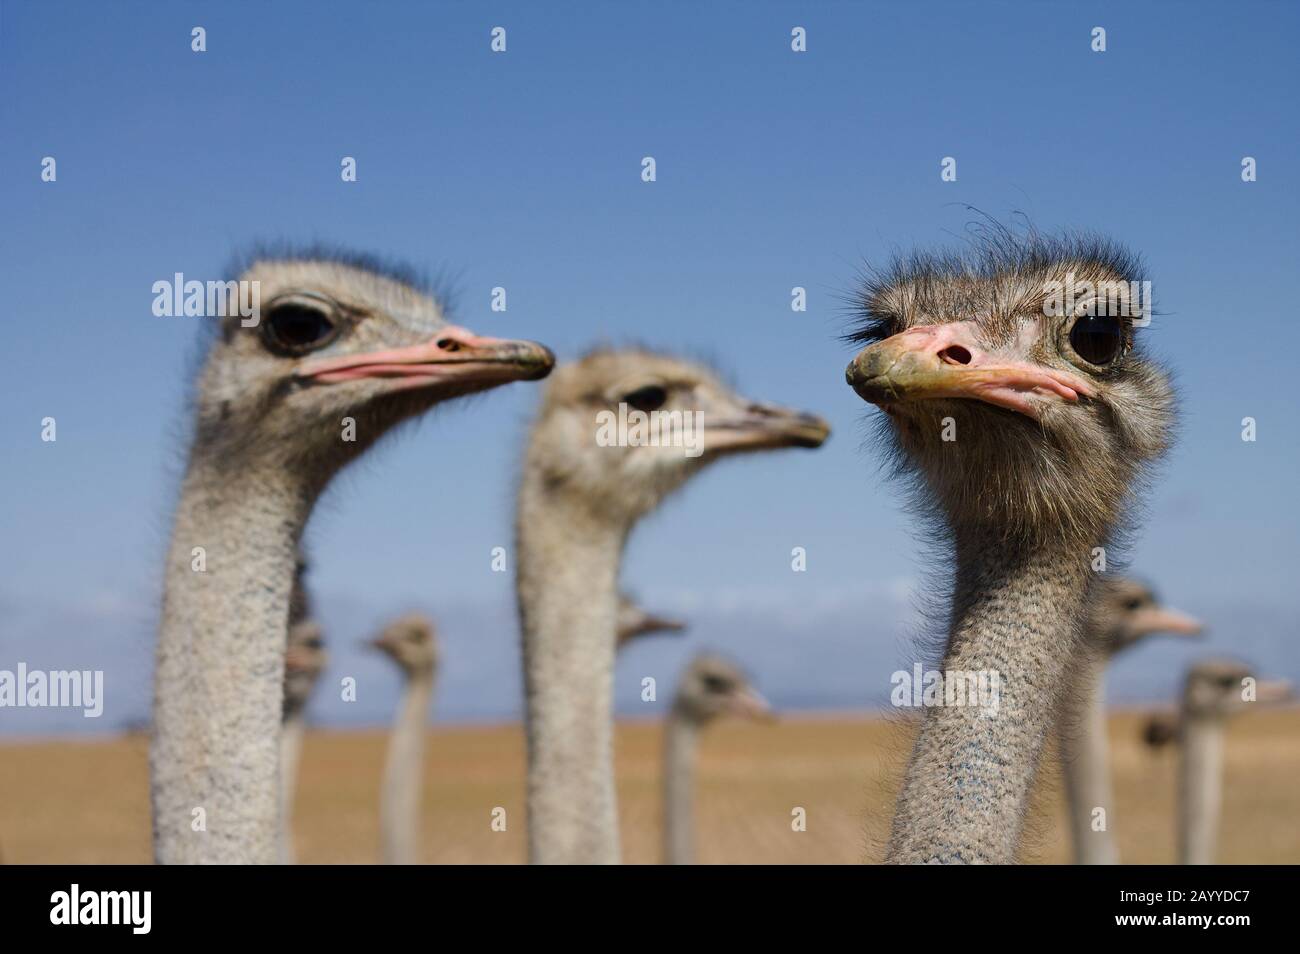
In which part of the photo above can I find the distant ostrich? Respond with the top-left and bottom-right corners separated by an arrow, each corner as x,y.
152,251 -> 553,863
846,231 -> 1175,863
616,593 -> 686,648
663,653 -> 770,865
1141,712 -> 1179,750
1174,660 -> 1291,864
517,348 -> 829,863
371,613 -> 439,865
1058,577 -> 1200,864
278,619 -> 327,865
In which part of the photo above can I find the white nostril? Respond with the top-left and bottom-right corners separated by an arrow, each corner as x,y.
939,345 -> 972,366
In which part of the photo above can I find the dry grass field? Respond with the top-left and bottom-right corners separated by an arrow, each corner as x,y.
3,708 -> 1297,864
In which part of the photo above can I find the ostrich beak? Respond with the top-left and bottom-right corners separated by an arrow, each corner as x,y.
1133,606 -> 1203,637
616,613 -> 686,646
1255,679 -> 1293,707
846,321 -> 1095,419
641,613 -> 687,634
705,401 -> 831,454
296,325 -> 555,390
627,613 -> 687,639
730,687 -> 775,722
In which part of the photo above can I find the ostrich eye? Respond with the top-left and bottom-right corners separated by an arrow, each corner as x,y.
304,638 -> 323,650
1068,314 -> 1123,366
701,675 -> 731,693
1123,597 -> 1144,612
263,304 -> 338,355
624,384 -> 667,412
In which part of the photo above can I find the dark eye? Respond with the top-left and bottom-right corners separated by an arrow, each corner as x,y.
1068,314 -> 1123,366
1122,597 -> 1143,612
263,304 -> 337,355
624,384 -> 667,412
701,674 -> 731,693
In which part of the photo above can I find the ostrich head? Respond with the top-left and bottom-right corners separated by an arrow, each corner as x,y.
283,621 -> 327,718
1091,577 -> 1201,654
845,232 -> 1174,548
194,252 -> 553,482
672,654 -> 771,726
370,613 -> 439,677
1182,659 -> 1291,720
523,348 -> 830,524
1141,712 -> 1180,750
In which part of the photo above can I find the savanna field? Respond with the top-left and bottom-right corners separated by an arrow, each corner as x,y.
5,708 -> 1297,864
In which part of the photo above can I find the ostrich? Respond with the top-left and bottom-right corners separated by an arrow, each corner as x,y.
616,593 -> 686,648
152,251 -> 553,864
278,618 -> 327,865
370,613 -> 439,865
1141,712 -> 1179,750
516,348 -> 829,864
663,653 -> 771,865
1058,577 -> 1201,864
845,231 -> 1175,863
1174,659 -> 1291,864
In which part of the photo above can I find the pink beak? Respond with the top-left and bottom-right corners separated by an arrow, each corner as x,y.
1255,679 -> 1293,707
847,321 -> 1096,419
730,687 -> 775,722
295,324 -> 553,390
1132,606 -> 1203,637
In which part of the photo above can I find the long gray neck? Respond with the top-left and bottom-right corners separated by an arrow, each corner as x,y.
152,465 -> 312,864
1178,714 -> 1223,865
517,482 -> 626,864
887,536 -> 1091,863
380,669 -> 434,865
663,712 -> 698,865
277,713 -> 306,865
1058,650 -> 1119,864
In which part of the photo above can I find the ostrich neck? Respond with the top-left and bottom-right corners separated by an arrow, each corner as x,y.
517,483 -> 626,864
1058,650 -> 1119,864
380,669 -> 434,865
663,711 -> 698,865
278,713 -> 306,865
1179,714 -> 1223,865
887,535 -> 1091,863
152,463 -> 313,864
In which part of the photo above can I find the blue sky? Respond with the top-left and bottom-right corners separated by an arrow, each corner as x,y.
2,2 -> 1297,734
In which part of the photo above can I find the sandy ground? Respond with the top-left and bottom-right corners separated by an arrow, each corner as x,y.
2,708 -> 1297,864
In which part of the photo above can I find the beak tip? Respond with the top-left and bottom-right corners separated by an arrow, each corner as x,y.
797,418 -> 832,448
846,354 -> 889,406
520,343 -> 555,380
